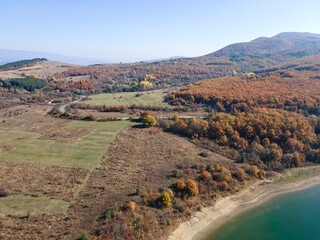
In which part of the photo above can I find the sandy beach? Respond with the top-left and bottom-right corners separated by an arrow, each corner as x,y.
168,167 -> 320,240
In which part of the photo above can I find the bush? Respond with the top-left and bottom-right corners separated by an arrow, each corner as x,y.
62,110 -> 71,117
232,168 -> 246,182
218,181 -> 229,191
175,179 -> 186,191
199,151 -> 209,157
82,113 -> 97,121
201,170 -> 211,181
0,188 -> 8,197
81,232 -> 89,240
157,119 -> 171,129
258,169 -> 266,179
185,179 -> 199,197
136,186 -> 141,196
206,164 -> 213,172
248,165 -> 259,178
142,115 -> 157,127
173,170 -> 180,178
215,164 -> 221,172
161,192 -> 172,207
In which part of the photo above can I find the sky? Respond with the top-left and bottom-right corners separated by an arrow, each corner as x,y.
1,0 -> 320,62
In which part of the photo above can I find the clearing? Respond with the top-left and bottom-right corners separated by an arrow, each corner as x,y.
0,105 -> 133,233
84,89 -> 169,106
0,195 -> 69,217
0,120 -> 132,169
0,60 -> 77,80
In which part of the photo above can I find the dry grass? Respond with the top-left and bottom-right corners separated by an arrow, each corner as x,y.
67,127 -> 234,236
0,61 -> 78,80
0,161 -> 88,201
0,104 -> 233,239
0,195 -> 69,217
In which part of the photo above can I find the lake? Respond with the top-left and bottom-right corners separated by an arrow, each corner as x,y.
204,183 -> 320,240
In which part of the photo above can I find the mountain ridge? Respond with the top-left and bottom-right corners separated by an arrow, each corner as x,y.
205,32 -> 320,58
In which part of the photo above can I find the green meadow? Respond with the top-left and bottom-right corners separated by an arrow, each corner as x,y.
0,120 -> 132,169
84,89 -> 168,106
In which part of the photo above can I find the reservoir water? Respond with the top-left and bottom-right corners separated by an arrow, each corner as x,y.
204,184 -> 320,240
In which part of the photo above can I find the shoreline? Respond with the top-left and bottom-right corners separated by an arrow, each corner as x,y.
168,167 -> 320,240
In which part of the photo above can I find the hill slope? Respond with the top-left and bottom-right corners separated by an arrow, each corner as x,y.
206,32 -> 320,58
0,59 -> 78,80
1,32 -> 320,93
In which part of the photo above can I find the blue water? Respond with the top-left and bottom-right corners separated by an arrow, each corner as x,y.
205,184 -> 320,240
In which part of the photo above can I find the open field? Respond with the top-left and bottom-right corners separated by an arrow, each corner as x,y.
0,104 -> 135,238
84,89 -> 169,106
0,120 -> 132,169
0,195 -> 69,217
0,61 -> 78,80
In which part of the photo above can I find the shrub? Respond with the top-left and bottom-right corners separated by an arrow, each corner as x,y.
0,188 -> 8,197
142,115 -> 157,127
201,170 -> 211,181
161,192 -> 172,207
206,164 -> 213,172
175,180 -> 185,191
81,232 -> 90,240
173,170 -> 180,178
125,201 -> 136,211
82,113 -> 97,121
232,168 -> 246,182
215,164 -> 221,172
218,181 -> 229,191
258,169 -> 266,179
199,151 -> 209,157
248,165 -> 259,178
62,110 -> 71,117
136,186 -> 141,196
185,179 -> 199,197
158,119 -> 171,129
220,166 -> 231,181
212,173 -> 224,182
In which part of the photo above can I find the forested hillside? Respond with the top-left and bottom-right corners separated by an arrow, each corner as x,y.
205,32 -> 320,61
163,57 -> 320,171
49,33 -> 320,93
0,58 -> 47,71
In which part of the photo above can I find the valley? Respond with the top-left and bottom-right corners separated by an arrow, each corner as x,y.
1,32 -> 320,240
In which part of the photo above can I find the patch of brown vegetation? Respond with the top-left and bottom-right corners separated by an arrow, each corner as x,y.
68,107 -> 206,120
0,105 -> 91,141
63,127 -> 235,238
0,61 -> 78,80
0,161 -> 88,201
0,146 -> 15,158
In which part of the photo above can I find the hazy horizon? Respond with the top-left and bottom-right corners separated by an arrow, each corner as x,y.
1,0 -> 320,62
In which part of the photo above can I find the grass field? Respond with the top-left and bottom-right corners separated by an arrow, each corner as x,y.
84,89 -> 168,106
0,195 -> 69,217
0,120 -> 133,169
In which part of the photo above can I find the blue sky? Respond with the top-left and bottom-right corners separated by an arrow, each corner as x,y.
1,0 -> 319,62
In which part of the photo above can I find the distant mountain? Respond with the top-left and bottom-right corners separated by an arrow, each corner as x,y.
0,49 -> 112,65
143,56 -> 186,63
205,32 -> 320,59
